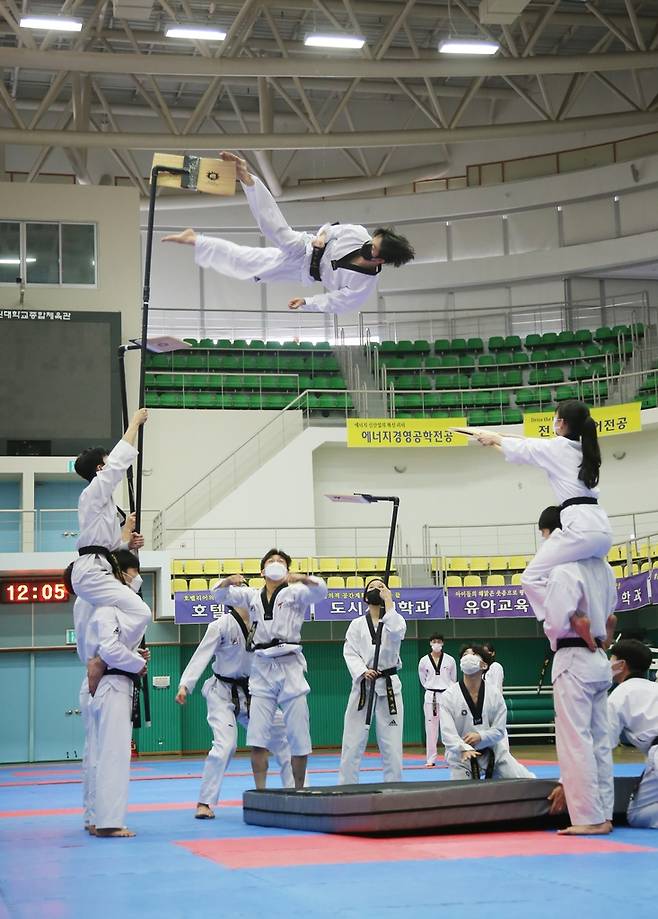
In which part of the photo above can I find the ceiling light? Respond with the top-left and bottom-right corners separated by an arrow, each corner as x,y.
20,16 -> 82,31
165,25 -> 226,40
439,38 -> 499,55
304,34 -> 365,49
0,257 -> 36,264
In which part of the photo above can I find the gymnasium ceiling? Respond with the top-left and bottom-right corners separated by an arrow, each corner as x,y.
1,0 -> 658,196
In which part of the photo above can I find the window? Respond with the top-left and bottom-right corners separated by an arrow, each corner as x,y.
0,220 -> 97,287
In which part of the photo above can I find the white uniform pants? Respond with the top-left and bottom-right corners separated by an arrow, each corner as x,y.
89,676 -> 133,830
79,681 -> 95,826
627,747 -> 658,828
553,669 -> 614,825
198,677 -> 294,804
423,697 -> 441,764
338,684 -> 404,785
71,559 -> 151,625
521,509 -> 612,621
247,654 -> 312,756
449,747 -> 534,781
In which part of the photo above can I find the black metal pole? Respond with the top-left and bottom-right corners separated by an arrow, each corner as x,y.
118,344 -> 139,513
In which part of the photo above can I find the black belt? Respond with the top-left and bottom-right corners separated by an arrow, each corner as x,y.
78,545 -> 123,579
470,748 -> 496,781
309,245 -> 325,281
358,667 -> 399,716
649,736 -> 658,749
556,637 -> 604,651
214,672 -> 250,718
431,688 -> 446,717
105,668 -> 142,728
560,497 -> 598,510
249,639 -> 301,653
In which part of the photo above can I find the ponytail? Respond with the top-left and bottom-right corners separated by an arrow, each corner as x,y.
579,415 -> 601,488
556,399 -> 601,489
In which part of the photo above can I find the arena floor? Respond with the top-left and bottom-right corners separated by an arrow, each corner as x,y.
0,747 -> 654,919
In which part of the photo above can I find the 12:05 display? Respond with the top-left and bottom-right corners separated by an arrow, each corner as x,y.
0,579 -> 70,603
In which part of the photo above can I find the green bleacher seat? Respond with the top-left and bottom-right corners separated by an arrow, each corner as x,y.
249,339 -> 266,350
546,368 -> 564,384
439,392 -> 461,409
199,338 -> 214,348
424,392 -> 442,409
515,389 -> 535,406
503,408 -> 523,424
183,392 -> 201,408
631,322 -> 644,338
528,369 -> 544,385
459,354 -> 476,369
232,339 -> 248,350
530,349 -> 549,364
468,410 -> 488,425
556,330 -> 576,345
265,340 -> 282,350
426,356 -> 443,372
525,334 -> 542,349
215,339 -> 231,349
470,372 -> 489,389
434,339 -> 452,354
569,365 -> 591,382
642,394 -> 658,409
495,352 -> 513,365
315,341 -> 332,351
639,373 -> 658,392
466,337 -> 484,353
504,335 -> 522,350
413,340 -> 430,354
462,392 -> 479,408
451,338 -> 468,353
159,392 -> 184,408
441,354 -> 461,368
563,346 -> 581,360
394,375 -> 415,389
540,332 -> 559,347
207,355 -> 223,370
197,392 -> 218,408
485,409 -> 504,425
503,370 -> 523,387
488,336 -> 506,352
611,324 -> 630,339
581,381 -> 608,400
583,343 -> 602,359
397,340 -> 414,354
574,329 -> 593,344
183,338 -> 198,347
478,354 -> 496,367
149,353 -> 171,369
594,326 -> 614,342
145,392 -> 160,407
555,384 -> 578,401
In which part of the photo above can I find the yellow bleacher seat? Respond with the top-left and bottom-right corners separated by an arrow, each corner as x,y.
290,558 -> 304,572
388,575 -> 402,588
633,542 -> 649,560
511,572 -> 523,585
374,557 -> 391,572
607,546 -> 623,563
448,557 -> 469,572
172,577 -> 188,593
444,575 -> 462,588
611,565 -> 623,579
188,577 -> 209,591
172,560 -> 185,576
469,557 -> 489,571
357,557 -> 376,573
653,559 -> 658,569
319,558 -> 338,572
242,558 -> 261,575
486,575 -> 505,586
221,559 -> 242,574
640,561 -> 651,573
203,560 -> 220,576
184,560 -> 204,576
622,564 -> 639,577
249,577 -> 265,589
346,575 -> 365,588
327,576 -> 345,588
338,557 -> 357,573
508,556 -> 527,570
651,542 -> 658,557
463,574 -> 482,587
489,556 -> 509,571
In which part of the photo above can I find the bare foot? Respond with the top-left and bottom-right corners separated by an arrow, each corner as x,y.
424,762 -> 435,768
219,151 -> 253,185
161,228 -> 197,246
87,656 -> 106,696
85,824 -> 96,835
604,614 -> 618,650
95,827 -> 136,838
195,803 -> 215,820
570,613 -> 597,651
558,821 -> 612,836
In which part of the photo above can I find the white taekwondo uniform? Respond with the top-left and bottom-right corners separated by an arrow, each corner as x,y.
338,608 -> 407,785
608,676 -> 658,828
500,435 -> 612,622
194,176 -> 381,315
178,609 -> 294,802
79,599 -> 150,830
213,577 -> 327,756
418,650 -> 457,765
543,557 -> 617,826
440,679 -> 535,781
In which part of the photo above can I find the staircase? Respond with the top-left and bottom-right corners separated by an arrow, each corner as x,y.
335,343 -> 388,418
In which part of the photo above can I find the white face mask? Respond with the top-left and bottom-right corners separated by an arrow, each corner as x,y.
431,642 -> 443,652
128,573 -> 143,594
460,653 -> 482,675
264,561 -> 287,582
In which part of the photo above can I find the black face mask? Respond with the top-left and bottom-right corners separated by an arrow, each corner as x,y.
364,588 -> 383,606
360,241 -> 374,260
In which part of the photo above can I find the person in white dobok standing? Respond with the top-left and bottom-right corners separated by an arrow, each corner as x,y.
176,604 -> 294,819
418,633 -> 457,767
338,579 -> 407,785
162,152 -> 414,316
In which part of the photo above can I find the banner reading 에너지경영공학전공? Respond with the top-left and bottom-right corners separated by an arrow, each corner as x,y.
346,418 -> 469,448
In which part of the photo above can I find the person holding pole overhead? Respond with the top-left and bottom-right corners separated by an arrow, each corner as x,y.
338,579 -> 406,785
461,400 -> 613,624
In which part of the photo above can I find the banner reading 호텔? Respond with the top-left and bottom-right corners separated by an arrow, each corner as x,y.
523,401 -> 642,439
347,417 -> 469,448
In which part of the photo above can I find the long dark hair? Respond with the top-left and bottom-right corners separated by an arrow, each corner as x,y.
556,400 -> 601,489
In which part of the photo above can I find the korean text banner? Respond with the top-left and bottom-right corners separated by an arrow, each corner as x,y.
347,418 -> 469,448
523,402 -> 641,439
174,588 -> 446,624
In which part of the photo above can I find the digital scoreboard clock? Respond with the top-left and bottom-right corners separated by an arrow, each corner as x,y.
0,578 -> 70,604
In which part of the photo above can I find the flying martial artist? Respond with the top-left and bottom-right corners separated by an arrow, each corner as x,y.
418,633 -> 457,767
162,152 -> 415,316
338,579 -> 406,785
536,505 -> 617,835
175,604 -> 294,818
440,645 -> 535,781
213,549 -> 327,790
76,550 -> 151,838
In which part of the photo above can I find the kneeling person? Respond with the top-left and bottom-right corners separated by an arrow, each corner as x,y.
176,605 -> 294,818
338,580 -> 406,784
441,646 -> 535,781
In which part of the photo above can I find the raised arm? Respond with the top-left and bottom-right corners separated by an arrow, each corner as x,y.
286,573 -> 328,605
81,409 -> 146,513
292,278 -> 376,316
178,620 -> 222,694
211,574 -> 254,609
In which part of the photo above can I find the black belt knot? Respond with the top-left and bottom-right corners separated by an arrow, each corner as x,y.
358,666 -> 399,716
214,672 -> 250,717
309,245 -> 325,281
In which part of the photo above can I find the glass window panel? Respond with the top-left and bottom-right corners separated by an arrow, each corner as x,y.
61,223 -> 96,285
0,222 -> 20,284
26,223 -> 60,284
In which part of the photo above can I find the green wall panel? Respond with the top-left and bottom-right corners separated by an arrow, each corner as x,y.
133,645 -> 182,755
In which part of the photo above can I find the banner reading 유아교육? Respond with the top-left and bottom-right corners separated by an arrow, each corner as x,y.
524,401 -> 641,439
347,417 -> 469,448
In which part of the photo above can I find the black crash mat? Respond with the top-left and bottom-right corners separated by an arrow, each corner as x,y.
243,776 -> 639,835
